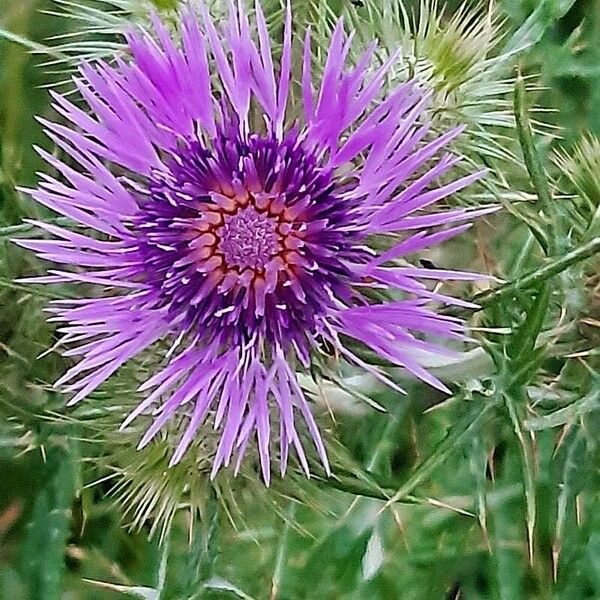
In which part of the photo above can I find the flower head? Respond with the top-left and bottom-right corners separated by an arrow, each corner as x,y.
18,1 -> 491,484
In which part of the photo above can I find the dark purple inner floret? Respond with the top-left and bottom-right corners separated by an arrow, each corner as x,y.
135,128 -> 363,358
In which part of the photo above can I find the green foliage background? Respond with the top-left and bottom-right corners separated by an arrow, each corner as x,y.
2,0 -> 600,598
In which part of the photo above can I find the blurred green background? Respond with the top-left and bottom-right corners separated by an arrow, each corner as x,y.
2,0 -> 600,599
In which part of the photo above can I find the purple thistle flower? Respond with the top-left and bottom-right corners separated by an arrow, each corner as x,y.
17,1 -> 493,484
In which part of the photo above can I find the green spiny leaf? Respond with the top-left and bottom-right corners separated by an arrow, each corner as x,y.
475,236 -> 600,307
526,385 -> 600,431
504,391 -> 537,564
385,396 -> 497,506
21,445 -> 77,600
